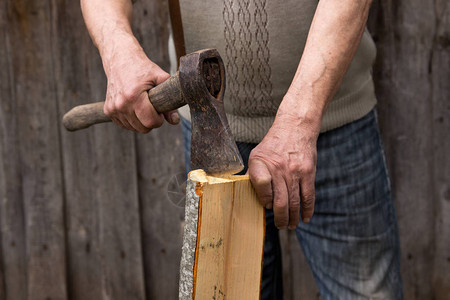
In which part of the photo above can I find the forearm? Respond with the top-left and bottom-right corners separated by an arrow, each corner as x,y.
280,0 -> 372,125
81,0 -> 143,70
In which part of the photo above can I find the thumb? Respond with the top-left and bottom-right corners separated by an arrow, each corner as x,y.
249,159 -> 273,209
163,110 -> 180,125
153,68 -> 171,86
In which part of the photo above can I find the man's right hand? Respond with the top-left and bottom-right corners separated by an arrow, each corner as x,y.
101,36 -> 180,133
80,0 -> 179,133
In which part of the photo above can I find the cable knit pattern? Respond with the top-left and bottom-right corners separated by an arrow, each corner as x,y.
178,0 -> 378,143
223,0 -> 274,117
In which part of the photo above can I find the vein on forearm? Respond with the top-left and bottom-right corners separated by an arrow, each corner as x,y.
287,0 -> 373,116
80,0 -> 134,52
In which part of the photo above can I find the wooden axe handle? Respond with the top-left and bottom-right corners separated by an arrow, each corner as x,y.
63,72 -> 184,131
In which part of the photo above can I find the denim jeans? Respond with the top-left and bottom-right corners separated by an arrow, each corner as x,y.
181,109 -> 403,299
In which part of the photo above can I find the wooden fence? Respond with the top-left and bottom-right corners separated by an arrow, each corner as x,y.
0,0 -> 448,299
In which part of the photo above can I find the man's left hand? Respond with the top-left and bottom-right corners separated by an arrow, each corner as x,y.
248,95 -> 322,229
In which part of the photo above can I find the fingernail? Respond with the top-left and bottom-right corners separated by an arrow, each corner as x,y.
265,203 -> 273,209
288,225 -> 296,230
303,218 -> 310,223
171,112 -> 180,124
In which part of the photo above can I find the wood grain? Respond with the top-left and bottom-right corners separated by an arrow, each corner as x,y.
0,2 -> 27,299
4,0 -> 68,299
132,1 -> 187,299
0,0 -> 448,299
430,0 -> 450,297
55,0 -> 147,299
368,1 -> 449,299
189,170 -> 265,300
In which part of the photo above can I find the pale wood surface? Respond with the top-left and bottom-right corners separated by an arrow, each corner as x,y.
0,0 -> 448,299
190,170 -> 265,300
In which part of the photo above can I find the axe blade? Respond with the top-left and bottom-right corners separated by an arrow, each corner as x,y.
179,49 -> 244,176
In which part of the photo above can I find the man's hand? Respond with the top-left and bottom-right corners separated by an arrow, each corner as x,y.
249,95 -> 321,229
249,0 -> 372,229
80,0 -> 179,133
102,39 -> 179,133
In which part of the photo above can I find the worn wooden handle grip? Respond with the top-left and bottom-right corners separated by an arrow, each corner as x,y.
63,72 -> 184,131
63,102 -> 110,131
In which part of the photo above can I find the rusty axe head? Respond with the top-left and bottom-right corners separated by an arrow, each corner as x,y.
179,49 -> 244,176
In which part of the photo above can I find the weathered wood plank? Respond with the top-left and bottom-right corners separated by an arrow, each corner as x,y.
0,2 -> 27,299
54,0 -> 147,298
135,126 -> 185,300
368,0 -> 441,298
52,1 -> 103,298
6,0 -> 68,298
430,0 -> 450,298
280,231 -> 319,300
132,1 -> 186,299
0,0 -> 447,299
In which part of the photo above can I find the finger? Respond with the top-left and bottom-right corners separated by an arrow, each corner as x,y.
163,110 -> 180,125
127,112 -> 151,133
135,92 -> 164,129
288,178 -> 301,230
272,174 -> 289,229
118,117 -> 135,131
248,159 -> 273,209
300,170 -> 316,223
110,116 -> 128,130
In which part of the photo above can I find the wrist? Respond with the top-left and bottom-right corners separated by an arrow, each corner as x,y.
275,92 -> 324,134
98,25 -> 145,73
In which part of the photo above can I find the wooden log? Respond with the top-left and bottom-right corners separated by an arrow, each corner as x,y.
179,170 -> 265,300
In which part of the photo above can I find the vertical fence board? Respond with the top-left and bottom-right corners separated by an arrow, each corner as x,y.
132,1 -> 186,299
0,2 -> 27,300
0,0 -> 448,299
280,231 -> 319,300
368,0 -> 449,298
53,1 -> 103,298
431,0 -> 450,298
6,0 -> 68,299
54,0 -> 147,299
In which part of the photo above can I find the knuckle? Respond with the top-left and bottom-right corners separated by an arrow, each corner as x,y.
249,149 -> 261,161
300,160 -> 315,175
122,87 -> 138,101
289,199 -> 300,211
103,104 -> 113,117
115,99 -> 129,113
275,218 -> 288,228
288,161 -> 302,174
301,196 -> 315,210
251,173 -> 271,187
273,197 -> 288,210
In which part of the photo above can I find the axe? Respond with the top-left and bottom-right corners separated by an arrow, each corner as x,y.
63,49 -> 244,176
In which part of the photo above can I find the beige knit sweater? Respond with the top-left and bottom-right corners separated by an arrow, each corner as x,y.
177,0 -> 377,143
